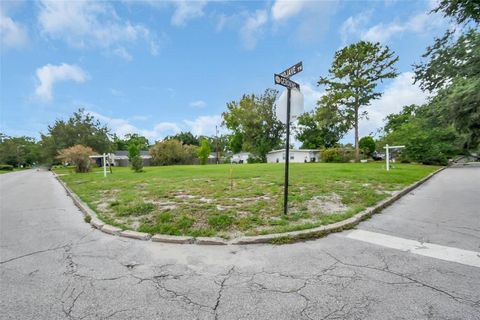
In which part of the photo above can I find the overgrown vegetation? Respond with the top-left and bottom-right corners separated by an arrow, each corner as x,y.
56,163 -> 438,238
57,145 -> 95,173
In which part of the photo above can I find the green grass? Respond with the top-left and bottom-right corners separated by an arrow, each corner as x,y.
55,162 -> 440,237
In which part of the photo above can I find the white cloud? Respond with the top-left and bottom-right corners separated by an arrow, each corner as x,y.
184,115 -> 222,136
240,10 -> 268,50
171,0 -> 207,27
86,111 -> 180,141
113,47 -> 133,61
0,11 -> 28,49
189,100 -> 207,108
340,11 -> 371,44
271,0 -> 307,21
37,0 -> 159,58
85,111 -> 223,142
296,80 -> 324,112
35,63 -> 87,101
340,6 -> 444,45
362,11 -> 444,43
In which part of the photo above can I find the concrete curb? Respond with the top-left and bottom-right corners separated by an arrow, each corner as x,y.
54,166 -> 445,245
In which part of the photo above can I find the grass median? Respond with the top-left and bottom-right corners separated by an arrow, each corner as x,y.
55,162 -> 439,239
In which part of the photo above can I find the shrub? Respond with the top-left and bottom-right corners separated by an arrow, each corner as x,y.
320,147 -> 355,163
56,145 -> 95,173
149,139 -> 197,166
0,164 -> 14,171
359,136 -> 376,157
84,215 -> 92,223
128,143 -> 143,172
196,139 -> 211,165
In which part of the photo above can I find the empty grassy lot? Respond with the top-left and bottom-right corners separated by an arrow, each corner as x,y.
55,162 -> 439,238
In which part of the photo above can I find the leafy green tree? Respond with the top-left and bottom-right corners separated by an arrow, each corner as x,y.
380,104 -> 462,165
165,132 -> 199,146
0,135 -> 41,167
432,0 -> 479,25
40,109 -> 111,164
196,139 -> 211,165
414,0 -> 479,150
318,41 -> 399,161
359,136 -> 376,157
128,143 -> 143,172
295,104 -> 349,149
113,133 -> 149,151
222,89 -> 284,161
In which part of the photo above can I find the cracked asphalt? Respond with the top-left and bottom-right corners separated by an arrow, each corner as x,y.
1,168 -> 479,319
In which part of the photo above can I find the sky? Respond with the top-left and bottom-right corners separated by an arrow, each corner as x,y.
1,0 -> 449,144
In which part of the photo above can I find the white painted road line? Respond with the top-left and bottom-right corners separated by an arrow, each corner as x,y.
346,229 -> 480,268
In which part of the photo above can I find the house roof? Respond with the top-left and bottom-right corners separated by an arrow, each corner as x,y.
268,149 -> 320,154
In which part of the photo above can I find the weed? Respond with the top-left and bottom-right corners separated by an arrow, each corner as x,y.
84,214 -> 91,223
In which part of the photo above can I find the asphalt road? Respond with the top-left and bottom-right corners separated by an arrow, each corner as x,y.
1,168 -> 479,320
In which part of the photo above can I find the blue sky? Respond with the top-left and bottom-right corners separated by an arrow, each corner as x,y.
1,0 -> 448,144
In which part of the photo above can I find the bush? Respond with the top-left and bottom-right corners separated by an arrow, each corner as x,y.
320,147 -> 355,163
0,164 -> 14,171
196,139 -> 211,165
359,136 -> 376,157
128,143 -> 143,172
56,145 -> 95,173
149,139 -> 197,166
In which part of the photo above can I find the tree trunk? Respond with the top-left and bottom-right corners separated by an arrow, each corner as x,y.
354,107 -> 359,162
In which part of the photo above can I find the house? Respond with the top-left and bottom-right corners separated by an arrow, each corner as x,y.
266,149 -> 320,163
231,152 -> 253,164
90,151 -> 152,167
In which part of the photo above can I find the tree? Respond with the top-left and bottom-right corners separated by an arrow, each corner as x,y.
196,139 -> 211,165
0,135 -> 41,167
432,0 -> 479,25
222,89 -> 284,161
359,136 -> 376,157
57,145 -> 95,173
318,41 -> 399,161
165,132 -> 199,146
40,109 -> 111,164
380,104 -> 462,165
149,139 -> 197,166
128,143 -> 143,172
113,133 -> 149,151
295,104 -> 349,149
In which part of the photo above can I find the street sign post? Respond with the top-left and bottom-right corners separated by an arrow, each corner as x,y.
274,62 -> 303,215
383,144 -> 405,171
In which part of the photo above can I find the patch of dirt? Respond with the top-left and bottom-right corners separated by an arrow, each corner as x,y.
175,194 -> 196,199
307,193 -> 349,215
199,197 -> 214,203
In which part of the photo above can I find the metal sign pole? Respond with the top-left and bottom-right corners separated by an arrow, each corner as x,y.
283,88 -> 291,215
103,153 -> 107,177
274,61 -> 303,216
386,144 -> 390,171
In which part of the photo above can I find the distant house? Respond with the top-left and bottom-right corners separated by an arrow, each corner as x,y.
267,149 -> 320,163
90,151 -> 152,167
231,152 -> 253,164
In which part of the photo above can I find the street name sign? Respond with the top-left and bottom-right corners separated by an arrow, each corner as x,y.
274,61 -> 303,215
279,62 -> 303,78
274,73 -> 300,89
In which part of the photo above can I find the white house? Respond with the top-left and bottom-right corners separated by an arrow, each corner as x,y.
267,149 -> 320,163
231,152 -> 253,164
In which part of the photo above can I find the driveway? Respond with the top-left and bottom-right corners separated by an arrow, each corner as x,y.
1,168 -> 479,319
